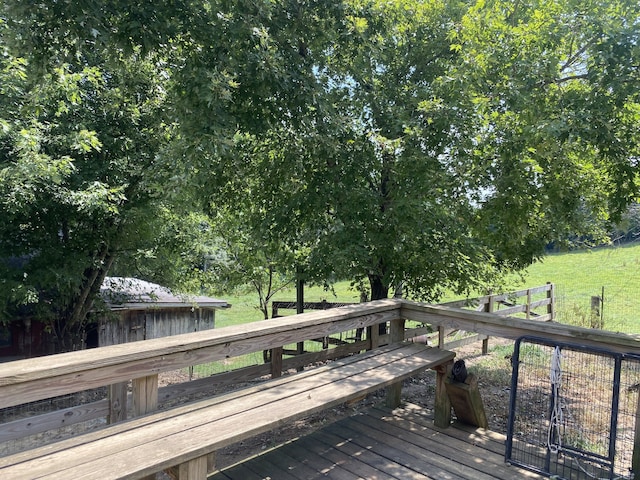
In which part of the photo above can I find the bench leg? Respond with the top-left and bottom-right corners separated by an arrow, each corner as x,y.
176,455 -> 207,479
386,381 -> 402,408
434,361 -> 453,428
166,452 -> 214,480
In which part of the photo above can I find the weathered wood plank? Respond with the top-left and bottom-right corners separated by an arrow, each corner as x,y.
0,399 -> 109,443
211,404 -> 546,480
133,374 -> 158,416
0,344 -> 454,479
401,301 -> 640,354
177,456 -> 207,480
0,344 -> 417,467
109,382 -> 128,424
322,422 -> 432,479
342,416 -> 475,480
0,301 -> 402,408
360,408 -> 539,479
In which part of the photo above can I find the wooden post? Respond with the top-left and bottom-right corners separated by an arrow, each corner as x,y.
368,324 -> 380,351
296,268 -> 305,371
270,346 -> 283,378
482,294 -> 496,355
444,373 -> 488,429
437,326 -> 445,349
132,374 -> 158,417
434,361 -> 453,428
108,382 -> 128,424
207,452 -> 217,474
526,289 -> 532,320
547,282 -> 555,321
385,318 -> 406,408
177,455 -> 207,479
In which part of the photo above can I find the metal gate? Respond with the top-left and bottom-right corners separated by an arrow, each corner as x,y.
506,336 -> 640,479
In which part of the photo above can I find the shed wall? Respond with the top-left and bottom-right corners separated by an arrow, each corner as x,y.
98,308 -> 216,346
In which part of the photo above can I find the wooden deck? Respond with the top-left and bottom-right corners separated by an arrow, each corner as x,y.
209,402 -> 545,480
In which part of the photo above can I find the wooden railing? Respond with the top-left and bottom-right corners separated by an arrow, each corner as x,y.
1,294 -> 639,459
405,284 -> 555,353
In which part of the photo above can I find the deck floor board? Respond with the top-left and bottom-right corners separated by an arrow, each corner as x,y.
209,403 -> 546,480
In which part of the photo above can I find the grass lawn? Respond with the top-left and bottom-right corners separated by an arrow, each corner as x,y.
515,242 -> 640,333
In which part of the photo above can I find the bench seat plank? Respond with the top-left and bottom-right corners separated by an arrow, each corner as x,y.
1,343 -> 454,480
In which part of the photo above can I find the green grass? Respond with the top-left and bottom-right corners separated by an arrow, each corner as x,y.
214,242 -> 640,333
514,243 -> 640,333
214,282 -> 362,328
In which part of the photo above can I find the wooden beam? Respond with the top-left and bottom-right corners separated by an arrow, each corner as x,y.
401,301 -> 640,355
270,347 -> 283,378
109,382 -> 128,424
0,300 -> 402,408
177,455 -> 207,479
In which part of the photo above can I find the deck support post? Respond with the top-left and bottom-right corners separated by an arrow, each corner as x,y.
386,318 -> 406,408
177,455 -> 207,479
434,360 -> 453,428
132,374 -> 158,417
108,381 -> 128,424
270,346 -> 283,378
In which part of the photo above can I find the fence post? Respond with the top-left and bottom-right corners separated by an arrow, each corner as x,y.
547,282 -> 555,321
108,382 -> 128,424
132,374 -> 158,417
270,346 -> 283,378
482,294 -> 495,354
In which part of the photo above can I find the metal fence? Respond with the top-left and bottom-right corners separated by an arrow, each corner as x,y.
506,336 -> 640,479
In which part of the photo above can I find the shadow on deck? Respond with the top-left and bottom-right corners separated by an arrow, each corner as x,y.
210,402 -> 545,480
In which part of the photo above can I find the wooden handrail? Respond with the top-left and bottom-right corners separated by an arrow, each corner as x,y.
401,301 -> 640,355
0,299 -> 401,409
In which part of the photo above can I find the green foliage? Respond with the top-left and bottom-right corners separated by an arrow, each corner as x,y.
0,31 -> 174,348
2,0 -> 640,349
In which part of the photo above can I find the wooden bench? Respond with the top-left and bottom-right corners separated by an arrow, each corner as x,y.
0,342 -> 454,480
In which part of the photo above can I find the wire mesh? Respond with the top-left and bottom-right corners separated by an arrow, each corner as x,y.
0,387 -> 108,457
506,337 -> 640,480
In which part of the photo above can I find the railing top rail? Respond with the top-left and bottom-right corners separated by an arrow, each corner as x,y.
401,301 -> 640,354
3,294 -> 640,409
0,299 -> 401,408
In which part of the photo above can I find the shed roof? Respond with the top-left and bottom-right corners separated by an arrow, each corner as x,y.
101,277 -> 229,311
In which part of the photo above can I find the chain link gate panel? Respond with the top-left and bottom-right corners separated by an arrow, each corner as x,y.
506,336 -> 640,479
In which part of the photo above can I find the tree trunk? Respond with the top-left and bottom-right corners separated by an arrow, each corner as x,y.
369,274 -> 389,335
55,246 -> 115,352
369,274 -> 389,301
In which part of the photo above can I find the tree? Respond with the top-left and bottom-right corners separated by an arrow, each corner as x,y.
0,1 -> 347,346
211,0 -> 640,302
0,32 -> 174,349
449,0 -> 640,263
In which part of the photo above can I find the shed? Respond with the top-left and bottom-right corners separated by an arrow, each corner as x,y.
95,277 -> 229,347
